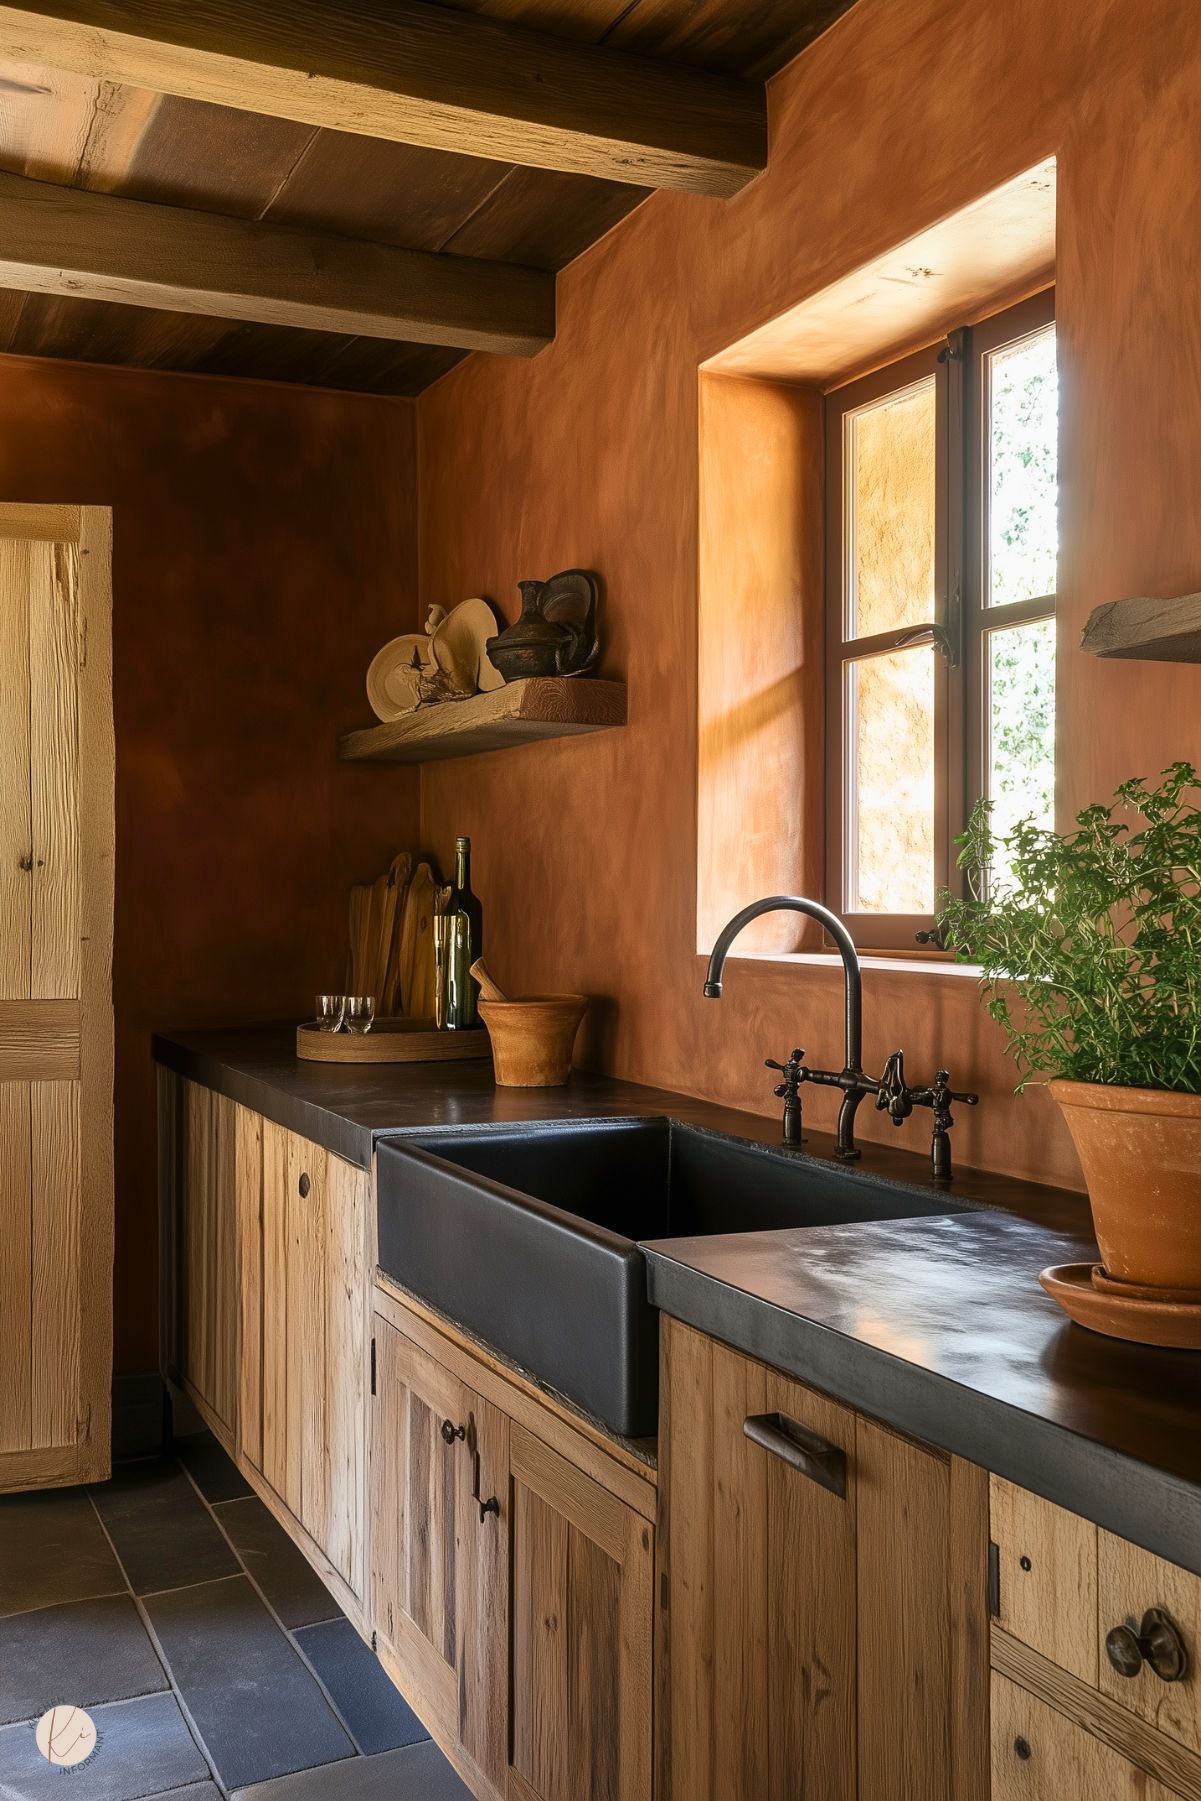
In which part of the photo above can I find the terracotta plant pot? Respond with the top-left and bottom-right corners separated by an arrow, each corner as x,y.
1049,1079 -> 1201,1295
478,995 -> 587,1087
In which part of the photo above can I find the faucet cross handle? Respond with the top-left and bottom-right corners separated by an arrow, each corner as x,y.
876,1048 -> 913,1125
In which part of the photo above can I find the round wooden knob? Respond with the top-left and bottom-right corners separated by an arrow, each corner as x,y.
1106,1610 -> 1189,1683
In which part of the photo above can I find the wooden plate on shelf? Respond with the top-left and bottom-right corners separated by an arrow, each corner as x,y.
296,1019 -> 490,1064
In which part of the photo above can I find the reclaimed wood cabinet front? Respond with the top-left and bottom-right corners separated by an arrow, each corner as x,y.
254,1118 -> 369,1599
370,1304 -> 655,1801
661,1317 -> 988,1801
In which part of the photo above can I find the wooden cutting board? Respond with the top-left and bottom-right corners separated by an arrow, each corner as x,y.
296,1019 -> 490,1064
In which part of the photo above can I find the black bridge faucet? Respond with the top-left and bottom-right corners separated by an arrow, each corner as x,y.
703,893 -> 978,1175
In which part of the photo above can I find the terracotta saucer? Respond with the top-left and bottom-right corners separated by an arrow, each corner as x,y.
1040,1263 -> 1201,1350
1090,1264 -> 1201,1307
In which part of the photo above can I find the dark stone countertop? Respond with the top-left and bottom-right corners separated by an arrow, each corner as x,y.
154,1026 -> 1201,1576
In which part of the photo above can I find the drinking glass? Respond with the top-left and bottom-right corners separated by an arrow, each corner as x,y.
315,994 -> 345,1032
344,995 -> 376,1034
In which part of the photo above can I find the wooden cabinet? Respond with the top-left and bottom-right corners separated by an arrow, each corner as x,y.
162,1082 -> 370,1611
370,1293 -> 655,1801
990,1477 -> 1201,1799
991,1673 -> 1187,1800
168,1079 -> 241,1439
660,1317 -> 989,1801
253,1118 -> 369,1600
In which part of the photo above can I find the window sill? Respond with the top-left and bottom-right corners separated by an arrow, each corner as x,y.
707,949 -> 984,980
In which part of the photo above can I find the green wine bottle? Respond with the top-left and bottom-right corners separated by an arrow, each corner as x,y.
445,836 -> 484,1029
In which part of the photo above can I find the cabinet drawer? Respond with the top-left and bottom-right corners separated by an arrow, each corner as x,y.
991,1672 -> 1186,1800
1098,1529 -> 1201,1756
991,1478 -> 1201,1765
990,1476 -> 1098,1682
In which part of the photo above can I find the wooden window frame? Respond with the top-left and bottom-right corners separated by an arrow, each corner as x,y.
824,287 -> 1055,949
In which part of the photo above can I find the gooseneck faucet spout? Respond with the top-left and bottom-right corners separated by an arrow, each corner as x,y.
703,895 -> 869,1157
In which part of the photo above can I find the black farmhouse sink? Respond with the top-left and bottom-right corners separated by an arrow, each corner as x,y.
375,1117 -> 962,1436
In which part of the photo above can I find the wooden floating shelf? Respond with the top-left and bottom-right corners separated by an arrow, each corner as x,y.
1081,593 -> 1201,663
338,677 -> 627,764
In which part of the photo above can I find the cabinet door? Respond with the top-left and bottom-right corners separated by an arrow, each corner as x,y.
179,1080 -> 239,1437
507,1424 -> 654,1801
991,1671 -> 1183,1800
370,1315 -> 508,1798
664,1318 -> 856,1801
1097,1530 -> 1201,1758
260,1120 -> 367,1595
663,1319 -> 987,1801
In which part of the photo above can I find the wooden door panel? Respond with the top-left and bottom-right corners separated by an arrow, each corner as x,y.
991,1671 -> 1182,1800
29,540 -> 79,1000
322,1148 -> 367,1592
260,1117 -> 289,1498
990,1476 -> 1099,1685
665,1319 -> 856,1801
372,1315 -> 467,1733
458,1393 -> 507,1798
0,539 -> 31,998
508,1423 -> 651,1801
1098,1530 -> 1201,1757
236,1104 -> 264,1471
285,1129 -> 328,1543
179,1081 -> 238,1435
0,1081 -> 32,1453
30,1079 -> 82,1452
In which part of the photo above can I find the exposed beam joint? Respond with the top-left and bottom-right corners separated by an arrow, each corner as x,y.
0,171 -> 556,354
0,0 -> 767,196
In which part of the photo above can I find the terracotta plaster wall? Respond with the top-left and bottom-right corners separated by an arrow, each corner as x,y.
418,0 -> 1201,1190
0,355 -> 420,1372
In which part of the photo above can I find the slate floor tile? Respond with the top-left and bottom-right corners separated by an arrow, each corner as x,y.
0,1691 -> 210,1801
0,1594 -> 167,1725
212,1498 -> 341,1629
90,1461 -> 238,1596
175,1431 -> 252,1504
231,1741 -> 473,1800
143,1576 -> 353,1792
294,1619 -> 427,1755
0,1490 -> 125,1620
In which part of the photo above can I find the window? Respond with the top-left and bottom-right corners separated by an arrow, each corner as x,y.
824,289 -> 1057,946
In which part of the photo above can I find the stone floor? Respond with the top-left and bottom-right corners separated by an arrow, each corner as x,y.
0,1431 -> 471,1801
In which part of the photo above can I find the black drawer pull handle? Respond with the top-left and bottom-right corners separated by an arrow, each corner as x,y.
297,1172 -> 311,1198
1105,1609 -> 1189,1683
478,1495 -> 500,1523
440,1419 -> 465,1446
743,1412 -> 847,1498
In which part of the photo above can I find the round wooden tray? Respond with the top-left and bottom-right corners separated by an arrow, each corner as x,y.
296,1018 -> 491,1064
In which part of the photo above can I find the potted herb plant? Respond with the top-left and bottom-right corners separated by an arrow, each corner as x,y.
938,762 -> 1201,1298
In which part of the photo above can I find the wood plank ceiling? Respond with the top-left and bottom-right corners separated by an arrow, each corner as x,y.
0,0 -> 857,395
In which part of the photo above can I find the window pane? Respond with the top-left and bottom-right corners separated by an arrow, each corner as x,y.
987,324 -> 1058,607
986,617 -> 1056,886
846,647 -> 935,914
846,377 -> 937,640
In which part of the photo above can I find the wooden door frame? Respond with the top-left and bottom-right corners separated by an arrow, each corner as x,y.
0,502 -> 113,1492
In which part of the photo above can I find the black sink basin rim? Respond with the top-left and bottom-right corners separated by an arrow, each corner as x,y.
375,1117 -> 965,1438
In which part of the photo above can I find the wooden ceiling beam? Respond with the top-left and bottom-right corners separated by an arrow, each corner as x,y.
0,171 -> 556,354
0,0 -> 767,196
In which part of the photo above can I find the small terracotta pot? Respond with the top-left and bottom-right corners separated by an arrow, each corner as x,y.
1049,1079 -> 1201,1294
478,995 -> 587,1087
